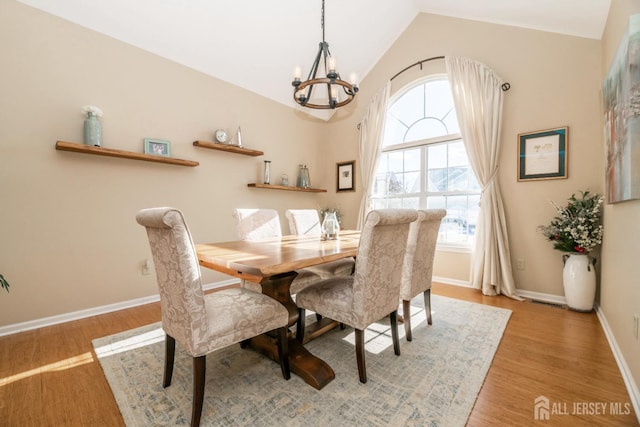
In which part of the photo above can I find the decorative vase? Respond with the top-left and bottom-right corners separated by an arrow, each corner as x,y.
263,160 -> 271,184
562,253 -> 596,312
301,165 -> 310,188
321,211 -> 339,240
83,112 -> 102,147
296,164 -> 305,188
236,126 -> 243,147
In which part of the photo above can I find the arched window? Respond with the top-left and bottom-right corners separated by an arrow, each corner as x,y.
372,76 -> 480,247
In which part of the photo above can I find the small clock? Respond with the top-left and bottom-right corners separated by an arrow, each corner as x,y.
214,129 -> 228,144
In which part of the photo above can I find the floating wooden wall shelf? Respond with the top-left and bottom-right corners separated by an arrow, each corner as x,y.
247,183 -> 327,193
55,141 -> 199,167
193,140 -> 264,157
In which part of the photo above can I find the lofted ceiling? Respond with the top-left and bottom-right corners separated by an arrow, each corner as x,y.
18,0 -> 611,120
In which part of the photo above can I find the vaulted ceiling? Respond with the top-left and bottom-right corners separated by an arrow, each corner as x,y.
18,0 -> 611,120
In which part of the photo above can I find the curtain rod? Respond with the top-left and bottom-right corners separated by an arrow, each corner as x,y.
390,56 -> 511,91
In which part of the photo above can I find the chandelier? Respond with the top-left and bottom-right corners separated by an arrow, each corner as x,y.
291,0 -> 359,110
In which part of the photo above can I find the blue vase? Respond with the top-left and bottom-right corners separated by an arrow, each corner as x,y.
84,112 -> 102,147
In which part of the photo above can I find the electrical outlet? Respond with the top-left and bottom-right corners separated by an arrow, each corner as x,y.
142,259 -> 152,276
516,259 -> 525,270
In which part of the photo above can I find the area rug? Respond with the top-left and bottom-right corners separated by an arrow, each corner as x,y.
93,295 -> 511,426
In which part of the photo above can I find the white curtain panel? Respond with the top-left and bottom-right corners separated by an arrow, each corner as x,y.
445,56 -> 520,299
357,80 -> 391,230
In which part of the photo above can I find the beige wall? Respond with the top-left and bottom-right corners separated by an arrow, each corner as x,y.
0,0 -> 330,326
600,0 -> 640,404
326,13 -> 603,293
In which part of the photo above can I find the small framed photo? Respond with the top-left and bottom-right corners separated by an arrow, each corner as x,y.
144,138 -> 171,157
337,160 -> 355,192
517,127 -> 568,181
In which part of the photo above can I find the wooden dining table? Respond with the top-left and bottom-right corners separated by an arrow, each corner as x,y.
195,230 -> 360,390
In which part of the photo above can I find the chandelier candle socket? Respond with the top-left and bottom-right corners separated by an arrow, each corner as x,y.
291,0 -> 359,109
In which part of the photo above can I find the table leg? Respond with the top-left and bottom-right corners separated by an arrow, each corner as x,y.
247,272 -> 335,390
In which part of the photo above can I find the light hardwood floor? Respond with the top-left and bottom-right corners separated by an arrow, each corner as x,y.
0,283 -> 637,426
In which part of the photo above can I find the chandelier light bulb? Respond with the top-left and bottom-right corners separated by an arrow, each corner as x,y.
293,66 -> 302,82
328,56 -> 336,73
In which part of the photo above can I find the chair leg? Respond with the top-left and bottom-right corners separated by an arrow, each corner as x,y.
390,310 -> 400,356
355,329 -> 367,383
276,327 -> 291,380
424,289 -> 432,325
402,300 -> 413,342
296,308 -> 306,343
191,356 -> 206,427
163,334 -> 176,388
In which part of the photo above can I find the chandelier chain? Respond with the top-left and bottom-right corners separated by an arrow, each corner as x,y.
321,0 -> 325,43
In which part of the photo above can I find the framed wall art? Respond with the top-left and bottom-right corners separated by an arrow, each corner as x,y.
517,127 -> 568,181
337,160 -> 355,192
603,14 -> 640,203
144,138 -> 171,157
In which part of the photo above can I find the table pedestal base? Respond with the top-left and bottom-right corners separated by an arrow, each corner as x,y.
251,271 -> 335,390
245,334 -> 334,390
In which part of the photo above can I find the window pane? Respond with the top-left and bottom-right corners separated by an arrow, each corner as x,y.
403,171 -> 420,193
406,118 -> 448,142
388,85 -> 424,129
428,168 -> 446,192
449,141 -> 468,167
402,197 -> 420,209
404,148 -> 420,171
382,116 -> 407,148
427,144 -> 447,169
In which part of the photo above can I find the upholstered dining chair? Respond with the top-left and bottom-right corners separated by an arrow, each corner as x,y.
136,207 -> 290,427
295,209 -> 418,383
232,208 -> 321,293
400,209 -> 446,341
285,209 -> 355,292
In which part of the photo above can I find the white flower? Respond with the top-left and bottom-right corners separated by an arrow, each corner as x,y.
82,105 -> 103,118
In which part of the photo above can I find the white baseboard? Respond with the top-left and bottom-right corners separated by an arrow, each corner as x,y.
0,279 -> 238,337
595,306 -> 640,423
516,289 -> 567,306
433,276 -> 472,287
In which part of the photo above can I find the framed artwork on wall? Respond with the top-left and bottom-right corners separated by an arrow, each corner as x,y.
517,127 -> 568,181
144,138 -> 172,157
603,14 -> 640,203
337,160 -> 355,192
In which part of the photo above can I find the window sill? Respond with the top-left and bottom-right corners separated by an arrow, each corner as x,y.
436,244 -> 473,254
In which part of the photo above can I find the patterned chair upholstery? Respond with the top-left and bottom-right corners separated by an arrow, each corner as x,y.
400,209 -> 446,341
232,208 -> 321,293
295,209 -> 418,383
136,207 -> 290,427
285,209 -> 355,294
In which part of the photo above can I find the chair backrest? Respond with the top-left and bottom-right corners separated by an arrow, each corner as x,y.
351,209 -> 418,329
285,209 -> 321,236
399,209 -> 446,300
232,208 -> 282,241
136,207 -> 208,355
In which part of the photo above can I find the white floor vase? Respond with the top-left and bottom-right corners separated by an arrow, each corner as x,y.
562,253 -> 596,312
